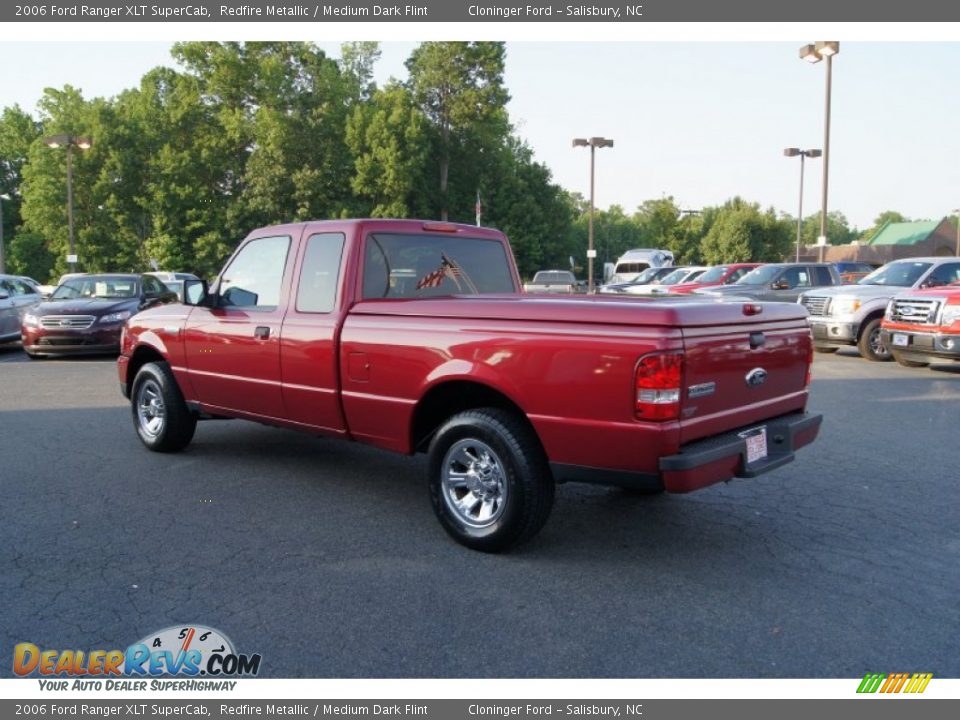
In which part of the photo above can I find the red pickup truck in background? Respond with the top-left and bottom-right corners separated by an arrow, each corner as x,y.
881,282 -> 960,367
118,219 -> 821,551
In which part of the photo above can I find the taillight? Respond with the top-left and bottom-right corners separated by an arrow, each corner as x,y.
805,332 -> 814,386
634,352 -> 683,421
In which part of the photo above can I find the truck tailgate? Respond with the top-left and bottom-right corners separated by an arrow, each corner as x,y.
679,318 -> 811,445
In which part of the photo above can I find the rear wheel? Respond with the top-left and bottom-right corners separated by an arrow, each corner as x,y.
857,318 -> 892,362
892,351 -> 929,368
131,361 -> 197,452
428,408 -> 554,552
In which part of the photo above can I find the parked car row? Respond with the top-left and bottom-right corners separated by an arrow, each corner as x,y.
0,271 -> 198,358
798,257 -> 960,363
597,261 -> 843,301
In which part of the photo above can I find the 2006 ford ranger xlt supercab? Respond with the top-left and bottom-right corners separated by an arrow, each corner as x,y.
118,219 -> 822,551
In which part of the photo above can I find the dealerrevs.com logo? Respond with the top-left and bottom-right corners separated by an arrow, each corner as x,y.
13,625 -> 261,688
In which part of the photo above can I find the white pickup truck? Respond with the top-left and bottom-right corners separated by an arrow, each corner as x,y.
523,270 -> 579,294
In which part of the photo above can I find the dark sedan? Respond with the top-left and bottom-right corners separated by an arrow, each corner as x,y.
21,274 -> 175,358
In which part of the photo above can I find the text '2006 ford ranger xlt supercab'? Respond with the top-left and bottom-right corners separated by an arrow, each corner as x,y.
118,219 -> 822,551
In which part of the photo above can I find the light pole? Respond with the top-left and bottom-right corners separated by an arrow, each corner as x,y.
800,41 -> 839,262
44,134 -> 92,272
0,192 -> 8,274
954,209 -> 960,257
573,136 -> 614,293
783,148 -> 822,262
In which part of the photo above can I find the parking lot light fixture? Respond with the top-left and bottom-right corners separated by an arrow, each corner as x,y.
954,209 -> 960,257
44,134 -> 93,272
573,136 -> 614,293
784,148 -> 822,262
799,41 -> 840,263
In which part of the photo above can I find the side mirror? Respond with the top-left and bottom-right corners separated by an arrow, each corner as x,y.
773,279 -> 791,290
184,278 -> 209,306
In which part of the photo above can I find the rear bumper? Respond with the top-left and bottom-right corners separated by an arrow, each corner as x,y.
659,411 -> 822,493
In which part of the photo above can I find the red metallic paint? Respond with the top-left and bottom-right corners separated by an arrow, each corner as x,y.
119,219 -> 819,494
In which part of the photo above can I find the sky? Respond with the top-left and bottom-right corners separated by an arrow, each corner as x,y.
2,40 -> 959,231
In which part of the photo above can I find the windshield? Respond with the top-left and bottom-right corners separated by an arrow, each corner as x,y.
858,261 -> 932,287
736,265 -> 784,286
658,268 -> 694,285
624,267 -> 662,285
51,277 -> 139,300
692,266 -> 729,284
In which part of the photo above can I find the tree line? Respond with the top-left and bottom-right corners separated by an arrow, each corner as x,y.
0,41 -> 912,283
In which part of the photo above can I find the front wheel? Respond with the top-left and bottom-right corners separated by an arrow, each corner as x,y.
131,361 -> 197,452
857,318 -> 892,362
428,408 -> 554,552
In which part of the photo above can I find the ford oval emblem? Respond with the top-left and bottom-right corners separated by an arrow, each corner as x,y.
745,368 -> 768,387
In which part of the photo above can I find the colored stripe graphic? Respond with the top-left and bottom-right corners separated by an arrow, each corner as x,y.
857,673 -> 885,693
857,672 -> 932,694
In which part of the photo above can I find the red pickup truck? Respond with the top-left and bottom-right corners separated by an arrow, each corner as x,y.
118,219 -> 821,551
881,282 -> 960,367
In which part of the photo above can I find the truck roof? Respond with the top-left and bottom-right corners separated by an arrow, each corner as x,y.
247,218 -> 507,241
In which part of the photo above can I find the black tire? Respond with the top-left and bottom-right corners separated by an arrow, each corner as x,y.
892,351 -> 929,369
813,346 -> 839,354
131,361 -> 197,452
857,318 -> 892,362
427,408 -> 554,553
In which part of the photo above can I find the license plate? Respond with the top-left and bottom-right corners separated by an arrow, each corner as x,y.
892,333 -> 909,347
740,426 -> 768,465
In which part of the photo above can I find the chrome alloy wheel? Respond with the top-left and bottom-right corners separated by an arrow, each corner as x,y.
441,438 -> 509,528
136,378 -> 166,438
869,325 -> 889,359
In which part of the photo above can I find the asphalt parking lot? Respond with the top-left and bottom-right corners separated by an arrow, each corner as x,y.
1,343 -> 958,678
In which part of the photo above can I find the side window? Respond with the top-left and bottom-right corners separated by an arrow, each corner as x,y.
0,280 -> 13,297
142,276 -> 166,296
780,267 -> 810,289
220,235 -> 291,310
726,268 -> 749,283
813,266 -> 834,286
12,280 -> 35,296
296,233 -> 345,313
924,263 -> 960,287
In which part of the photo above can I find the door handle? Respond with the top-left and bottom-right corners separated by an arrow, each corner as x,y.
254,326 -> 270,340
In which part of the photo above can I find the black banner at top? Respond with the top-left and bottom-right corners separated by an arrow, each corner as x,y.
4,0 -> 960,23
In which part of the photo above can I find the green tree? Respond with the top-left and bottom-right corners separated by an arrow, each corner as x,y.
18,86 -> 132,277
405,42 -> 510,221
346,82 -> 430,218
700,198 -> 793,263
797,210 -> 856,246
340,41 -> 382,103
0,105 -> 42,274
482,139 -> 573,278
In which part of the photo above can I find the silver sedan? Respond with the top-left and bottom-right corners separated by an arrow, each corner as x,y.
0,275 -> 42,342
